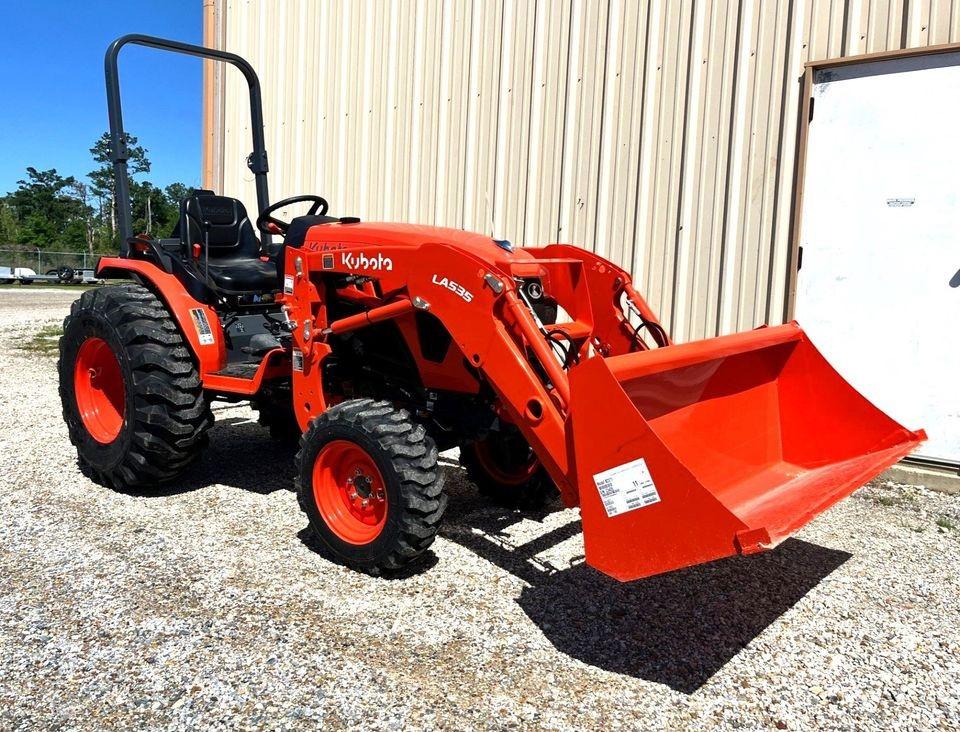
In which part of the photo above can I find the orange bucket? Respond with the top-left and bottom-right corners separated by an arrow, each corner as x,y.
568,323 -> 924,581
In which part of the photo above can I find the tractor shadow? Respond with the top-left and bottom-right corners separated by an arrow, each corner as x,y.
141,418 -> 851,691
438,465 -> 852,695
149,412 -> 299,497
142,411 -> 444,576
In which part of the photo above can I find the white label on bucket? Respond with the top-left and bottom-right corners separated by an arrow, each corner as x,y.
284,274 -> 295,294
593,458 -> 660,518
189,308 -> 215,346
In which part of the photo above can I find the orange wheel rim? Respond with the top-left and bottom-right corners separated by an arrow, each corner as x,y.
74,337 -> 125,443
312,440 -> 388,544
472,436 -> 539,486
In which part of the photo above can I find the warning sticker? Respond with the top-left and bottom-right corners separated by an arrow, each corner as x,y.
592,457 -> 660,518
189,308 -> 215,346
886,197 -> 915,208
283,274 -> 295,294
292,349 -> 304,372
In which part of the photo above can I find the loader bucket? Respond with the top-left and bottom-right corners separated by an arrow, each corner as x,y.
568,322 -> 924,582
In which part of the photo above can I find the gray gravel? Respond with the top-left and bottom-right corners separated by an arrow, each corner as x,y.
0,288 -> 958,731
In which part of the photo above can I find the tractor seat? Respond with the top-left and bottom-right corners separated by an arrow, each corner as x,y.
178,191 -> 279,293
204,257 -> 278,292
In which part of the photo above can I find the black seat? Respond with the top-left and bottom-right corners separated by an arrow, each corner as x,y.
179,191 -> 279,293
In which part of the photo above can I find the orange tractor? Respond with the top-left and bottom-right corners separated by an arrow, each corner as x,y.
59,35 -> 924,579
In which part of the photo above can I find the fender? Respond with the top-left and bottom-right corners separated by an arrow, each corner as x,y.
96,257 -> 227,374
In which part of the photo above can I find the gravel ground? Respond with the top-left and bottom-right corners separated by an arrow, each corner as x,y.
0,288 -> 958,731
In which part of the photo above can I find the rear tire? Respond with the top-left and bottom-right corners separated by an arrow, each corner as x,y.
296,399 -> 446,575
58,283 -> 213,490
460,430 -> 559,510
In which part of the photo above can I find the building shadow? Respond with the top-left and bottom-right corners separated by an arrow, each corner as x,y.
439,467 -> 851,694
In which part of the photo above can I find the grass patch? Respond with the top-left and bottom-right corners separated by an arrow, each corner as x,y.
870,491 -> 916,508
936,517 -> 957,532
18,323 -> 63,356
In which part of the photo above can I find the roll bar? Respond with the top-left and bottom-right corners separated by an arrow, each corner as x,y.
105,34 -> 270,255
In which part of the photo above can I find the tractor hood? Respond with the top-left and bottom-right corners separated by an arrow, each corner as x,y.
301,221 -> 538,270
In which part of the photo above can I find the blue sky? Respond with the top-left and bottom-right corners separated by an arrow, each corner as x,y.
0,0 -> 202,194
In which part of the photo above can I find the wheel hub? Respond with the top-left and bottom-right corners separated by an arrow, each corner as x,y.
313,440 -> 388,544
350,471 -> 374,498
74,337 -> 125,444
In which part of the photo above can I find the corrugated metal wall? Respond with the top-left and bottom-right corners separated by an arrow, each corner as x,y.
211,0 -> 960,342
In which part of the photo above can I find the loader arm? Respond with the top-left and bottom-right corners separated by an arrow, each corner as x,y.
282,239 -> 580,501
281,225 -> 924,582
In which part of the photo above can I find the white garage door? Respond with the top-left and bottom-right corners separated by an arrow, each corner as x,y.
796,52 -> 960,465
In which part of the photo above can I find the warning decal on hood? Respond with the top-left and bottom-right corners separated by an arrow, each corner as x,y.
593,457 -> 661,518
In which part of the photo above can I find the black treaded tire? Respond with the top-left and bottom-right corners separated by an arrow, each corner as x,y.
296,398 -> 447,576
460,432 -> 559,510
58,283 -> 213,490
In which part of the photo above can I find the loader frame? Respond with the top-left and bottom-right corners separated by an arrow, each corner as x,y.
278,231 -> 670,504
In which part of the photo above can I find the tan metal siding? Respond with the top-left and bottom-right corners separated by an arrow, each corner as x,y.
213,0 -> 960,342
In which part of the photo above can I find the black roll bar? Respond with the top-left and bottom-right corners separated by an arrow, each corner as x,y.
105,34 -> 270,256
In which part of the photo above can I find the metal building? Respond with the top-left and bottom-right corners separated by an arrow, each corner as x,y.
204,0 -> 960,343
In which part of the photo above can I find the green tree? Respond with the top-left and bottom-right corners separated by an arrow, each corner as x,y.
89,132 -> 151,247
165,183 -> 190,209
127,181 -> 184,238
6,168 -> 88,249
88,131 -> 151,196
0,199 -> 17,245
68,180 -> 98,254
1,133 -> 193,255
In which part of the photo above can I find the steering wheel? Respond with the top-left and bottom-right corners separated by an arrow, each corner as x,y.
256,195 -> 329,236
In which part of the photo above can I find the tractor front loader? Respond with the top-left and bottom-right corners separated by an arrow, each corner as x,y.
58,35 -> 924,581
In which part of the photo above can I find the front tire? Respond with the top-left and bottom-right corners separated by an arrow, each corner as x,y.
296,399 -> 447,575
460,429 -> 559,509
58,284 -> 213,490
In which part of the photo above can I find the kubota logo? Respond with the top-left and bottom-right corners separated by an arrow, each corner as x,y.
341,252 -> 393,271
